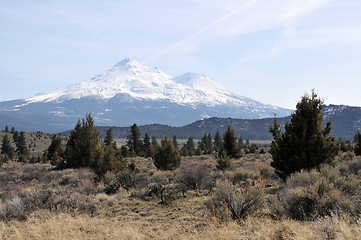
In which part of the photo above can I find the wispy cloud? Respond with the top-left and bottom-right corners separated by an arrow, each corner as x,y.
145,0 -> 331,62
147,0 -> 259,62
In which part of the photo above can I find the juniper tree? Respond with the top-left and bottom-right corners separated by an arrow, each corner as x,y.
143,133 -> 151,150
62,114 -> 101,169
207,133 -> 213,151
95,143 -> 127,176
269,91 -> 339,181
143,133 -> 153,157
126,123 -> 142,155
151,135 -> 159,149
200,134 -> 208,152
153,137 -> 181,170
13,131 -> 19,144
214,131 -> 222,152
4,126 -> 9,133
354,131 -> 361,156
1,134 -> 15,160
17,132 -> 29,158
104,128 -> 114,146
11,127 -> 15,134
223,125 -> 241,158
172,135 -> 179,149
181,136 -> 196,156
47,135 -> 64,166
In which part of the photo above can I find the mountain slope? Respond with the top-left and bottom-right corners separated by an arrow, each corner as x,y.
0,58 -> 291,132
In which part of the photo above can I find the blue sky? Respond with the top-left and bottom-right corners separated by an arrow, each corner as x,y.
1,0 -> 361,109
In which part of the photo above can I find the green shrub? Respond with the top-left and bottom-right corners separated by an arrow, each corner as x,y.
216,155 -> 232,170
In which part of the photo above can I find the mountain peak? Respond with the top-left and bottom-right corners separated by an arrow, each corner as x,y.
113,57 -> 142,69
173,72 -> 230,94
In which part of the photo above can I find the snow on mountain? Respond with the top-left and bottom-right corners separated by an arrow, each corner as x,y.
26,58 -> 278,108
0,58 -> 293,132
27,58 -> 173,103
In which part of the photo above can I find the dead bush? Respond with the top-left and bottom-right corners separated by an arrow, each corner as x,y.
114,169 -> 148,191
348,157 -> 361,175
176,163 -> 215,194
20,164 -> 50,182
0,197 -> 28,221
276,166 -> 361,220
208,180 -> 265,221
229,169 -> 260,184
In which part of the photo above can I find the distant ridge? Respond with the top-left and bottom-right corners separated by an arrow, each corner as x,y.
75,104 -> 361,140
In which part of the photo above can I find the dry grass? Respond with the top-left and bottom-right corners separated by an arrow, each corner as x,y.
0,152 -> 360,239
0,211 -> 359,239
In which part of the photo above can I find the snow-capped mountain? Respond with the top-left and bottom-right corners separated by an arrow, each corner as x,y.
26,58 -> 283,107
0,58 -> 292,132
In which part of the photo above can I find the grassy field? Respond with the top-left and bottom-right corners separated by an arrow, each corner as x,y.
0,147 -> 360,239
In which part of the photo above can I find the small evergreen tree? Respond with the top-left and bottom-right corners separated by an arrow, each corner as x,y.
153,137 -> 181,170
200,134 -> 208,152
10,127 -> 15,134
126,123 -> 142,155
17,132 -> 29,159
216,155 -> 232,170
1,134 -> 15,160
214,130 -> 222,152
354,131 -> 361,156
151,135 -> 159,149
61,114 -> 101,169
143,133 -> 152,157
207,133 -> 213,152
104,128 -> 114,146
4,126 -> 9,133
120,145 -> 130,158
269,91 -> 339,181
47,135 -> 64,166
95,143 -> 127,176
13,131 -> 19,144
172,135 -> 179,149
248,143 -> 258,154
223,125 -> 241,158
181,136 -> 195,156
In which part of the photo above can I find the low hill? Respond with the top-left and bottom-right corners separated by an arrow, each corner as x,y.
89,105 -> 361,140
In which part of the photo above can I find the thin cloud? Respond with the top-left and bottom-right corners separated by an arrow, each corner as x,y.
147,0 -> 330,62
147,0 -> 259,62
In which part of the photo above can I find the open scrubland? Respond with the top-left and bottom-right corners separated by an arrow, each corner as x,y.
0,151 -> 360,239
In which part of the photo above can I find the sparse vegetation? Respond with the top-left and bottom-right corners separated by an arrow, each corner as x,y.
0,110 -> 360,239
0,147 -> 359,238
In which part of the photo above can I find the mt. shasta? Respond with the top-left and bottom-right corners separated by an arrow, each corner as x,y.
0,58 -> 292,132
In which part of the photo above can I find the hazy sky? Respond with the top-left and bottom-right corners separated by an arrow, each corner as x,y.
1,0 -> 361,109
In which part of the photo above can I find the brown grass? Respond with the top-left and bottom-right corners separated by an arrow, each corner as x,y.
0,211 -> 359,239
0,152 -> 360,239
